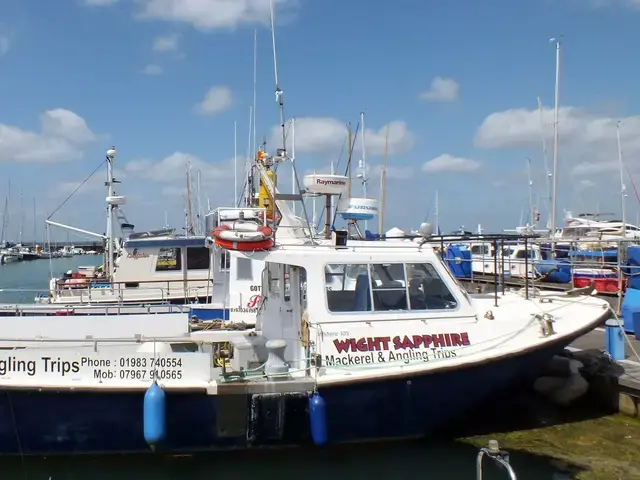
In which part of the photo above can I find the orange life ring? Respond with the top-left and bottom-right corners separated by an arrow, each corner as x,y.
214,237 -> 274,251
212,224 -> 273,239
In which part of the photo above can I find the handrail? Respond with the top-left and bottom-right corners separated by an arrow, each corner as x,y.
0,334 -> 239,344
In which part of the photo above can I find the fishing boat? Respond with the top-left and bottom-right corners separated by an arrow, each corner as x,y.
0,147 -> 267,317
0,149 -> 610,455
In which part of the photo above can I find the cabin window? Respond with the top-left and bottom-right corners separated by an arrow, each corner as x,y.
220,250 -> 230,270
515,249 -> 536,259
186,247 -> 210,270
370,263 -> 408,311
155,248 -> 181,272
236,257 -> 253,280
325,262 -> 458,313
471,245 -> 489,255
325,263 -> 371,312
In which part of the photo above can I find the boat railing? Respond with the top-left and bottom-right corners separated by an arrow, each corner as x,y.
53,278 -> 213,303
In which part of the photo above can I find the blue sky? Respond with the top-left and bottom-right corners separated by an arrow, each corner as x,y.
1,0 -> 640,242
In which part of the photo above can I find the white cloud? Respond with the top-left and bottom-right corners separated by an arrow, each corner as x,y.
272,117 -> 415,157
84,0 -> 120,5
422,154 -> 480,173
135,0 -> 298,31
153,34 -> 180,52
124,152 -> 234,188
419,77 -> 460,102
141,64 -> 163,75
194,86 -> 232,115
475,105 -> 640,175
0,109 -> 97,163
579,179 -> 596,189
0,36 -> 9,56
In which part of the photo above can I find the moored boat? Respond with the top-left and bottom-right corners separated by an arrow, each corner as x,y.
0,151 -> 610,455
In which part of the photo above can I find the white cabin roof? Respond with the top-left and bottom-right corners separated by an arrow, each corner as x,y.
238,239 -> 437,266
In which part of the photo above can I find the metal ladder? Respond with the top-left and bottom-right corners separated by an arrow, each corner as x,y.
477,440 -> 517,479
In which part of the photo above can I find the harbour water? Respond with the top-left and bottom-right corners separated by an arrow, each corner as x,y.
0,259 -> 571,479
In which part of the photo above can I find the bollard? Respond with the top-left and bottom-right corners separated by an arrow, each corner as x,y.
605,318 -> 625,361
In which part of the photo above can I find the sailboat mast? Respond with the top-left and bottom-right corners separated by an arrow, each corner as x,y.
435,190 -> 439,235
19,189 -> 23,243
347,124 -> 352,198
0,196 -> 7,245
550,38 -> 561,251
234,121 -> 238,206
379,123 -> 390,235
186,162 -> 194,236
360,111 -> 368,231
616,121 -> 627,237
527,157 -> 534,226
33,197 -> 36,244
291,118 -> 296,215
537,96 -> 552,228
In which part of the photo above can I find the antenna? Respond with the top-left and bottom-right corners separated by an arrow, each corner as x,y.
269,0 -> 286,154
252,29 -> 258,154
268,0 -> 313,237
244,105 -> 253,207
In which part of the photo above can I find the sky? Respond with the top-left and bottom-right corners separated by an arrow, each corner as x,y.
1,0 -> 640,242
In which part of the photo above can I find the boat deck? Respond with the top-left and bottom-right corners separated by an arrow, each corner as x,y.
461,274 -> 621,296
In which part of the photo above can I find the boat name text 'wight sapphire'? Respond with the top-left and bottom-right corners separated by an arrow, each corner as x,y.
327,333 -> 471,365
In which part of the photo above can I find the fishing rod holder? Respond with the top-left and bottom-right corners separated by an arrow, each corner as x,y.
476,440 -> 517,480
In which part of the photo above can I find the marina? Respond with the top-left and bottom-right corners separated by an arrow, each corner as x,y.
2,0 -> 640,477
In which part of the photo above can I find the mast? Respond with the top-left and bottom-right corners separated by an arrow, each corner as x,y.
435,190 -> 439,235
0,195 -> 7,245
537,96 -> 552,228
527,157 -> 534,226
347,124 -> 352,198
252,29 -> 258,156
186,161 -> 194,236
291,117 -> 296,215
234,121 -> 238,206
245,105 -> 253,207
19,189 -> 23,243
550,37 -> 561,253
33,197 -> 36,245
379,123 -> 390,235
106,147 -> 117,282
616,121 -> 627,237
360,111 -> 368,231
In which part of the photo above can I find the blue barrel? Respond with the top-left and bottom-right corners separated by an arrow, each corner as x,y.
143,382 -> 166,447
444,245 -> 472,279
309,392 -> 328,446
627,246 -> 640,290
622,288 -> 640,334
605,318 -> 625,361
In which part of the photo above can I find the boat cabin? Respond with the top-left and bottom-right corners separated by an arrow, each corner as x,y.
51,231 -> 264,311
469,241 -> 541,278
247,241 -> 477,363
